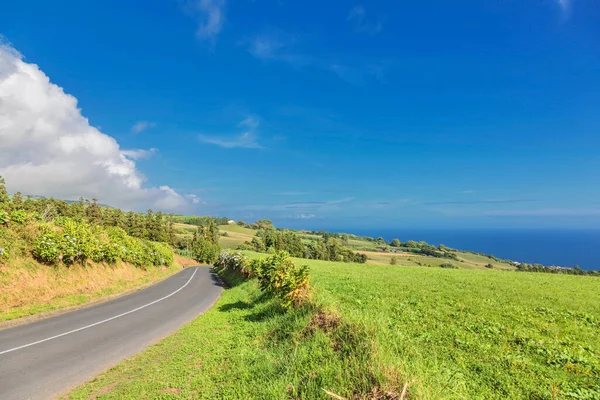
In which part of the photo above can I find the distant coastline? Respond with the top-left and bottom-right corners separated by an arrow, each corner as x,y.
330,228 -> 600,270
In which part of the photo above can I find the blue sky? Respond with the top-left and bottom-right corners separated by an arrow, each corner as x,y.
0,0 -> 598,230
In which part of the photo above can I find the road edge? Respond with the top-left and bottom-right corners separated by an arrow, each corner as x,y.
0,265 -> 206,331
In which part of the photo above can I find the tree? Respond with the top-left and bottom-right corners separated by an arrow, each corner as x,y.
12,192 -> 23,209
390,238 -> 401,247
390,256 -> 398,265
86,199 -> 103,225
0,176 -> 9,205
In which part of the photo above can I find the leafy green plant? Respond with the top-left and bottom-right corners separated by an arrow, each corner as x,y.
214,251 -> 311,309
9,209 -> 28,225
33,232 -> 61,264
214,251 -> 250,277
0,210 -> 9,226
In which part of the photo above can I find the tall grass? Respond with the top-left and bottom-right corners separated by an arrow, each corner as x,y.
0,257 -> 186,322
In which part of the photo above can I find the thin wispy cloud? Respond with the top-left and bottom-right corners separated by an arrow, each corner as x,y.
131,121 -> 156,134
238,197 -> 355,212
425,199 -> 538,206
347,5 -> 383,35
284,213 -> 317,220
275,191 -> 310,196
557,0 -> 569,11
245,30 -> 387,85
485,208 -> 600,217
121,148 -> 158,160
245,30 -> 312,68
198,115 -> 263,149
186,0 -> 226,43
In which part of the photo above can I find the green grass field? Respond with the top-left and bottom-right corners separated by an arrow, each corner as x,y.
67,253 -> 600,399
173,223 -> 257,250
218,224 -> 257,249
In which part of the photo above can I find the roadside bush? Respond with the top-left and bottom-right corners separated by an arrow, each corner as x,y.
214,251 -> 250,277
214,250 -> 311,309
254,252 -> 311,309
147,241 -> 174,266
33,231 -> 61,264
31,221 -> 174,267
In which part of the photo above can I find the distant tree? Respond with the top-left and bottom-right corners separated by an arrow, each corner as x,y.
390,256 -> 398,265
376,236 -> 385,244
0,176 -> 9,205
485,263 -> 494,269
11,192 -> 23,209
86,199 -> 103,225
390,238 -> 401,247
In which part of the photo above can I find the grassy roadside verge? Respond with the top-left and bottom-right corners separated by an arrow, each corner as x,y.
0,254 -> 196,323
67,254 -> 600,399
67,268 -> 395,399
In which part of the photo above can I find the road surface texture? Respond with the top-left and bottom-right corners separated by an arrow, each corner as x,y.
0,266 -> 222,400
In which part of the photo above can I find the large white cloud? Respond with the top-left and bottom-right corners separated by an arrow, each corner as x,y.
0,43 -> 188,211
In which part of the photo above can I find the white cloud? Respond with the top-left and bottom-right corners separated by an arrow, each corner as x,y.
198,115 -> 263,149
188,0 -> 226,42
0,43 -> 188,211
186,194 -> 202,205
347,5 -> 383,35
121,148 -> 157,160
131,121 -> 156,134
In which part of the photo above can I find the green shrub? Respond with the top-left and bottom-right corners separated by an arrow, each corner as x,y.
214,251 -> 250,277
214,250 -> 311,309
440,263 -> 458,269
33,231 -> 61,264
250,251 -> 310,309
9,209 -> 28,225
193,237 -> 220,264
0,210 -> 9,225
31,221 -> 174,267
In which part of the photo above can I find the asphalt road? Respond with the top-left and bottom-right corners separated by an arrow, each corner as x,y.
0,266 -> 222,400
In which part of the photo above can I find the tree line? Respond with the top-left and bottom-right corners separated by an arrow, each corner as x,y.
239,228 -> 368,263
0,177 -> 176,245
516,263 -> 599,276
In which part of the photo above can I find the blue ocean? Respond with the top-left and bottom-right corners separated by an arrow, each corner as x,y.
342,229 -> 600,270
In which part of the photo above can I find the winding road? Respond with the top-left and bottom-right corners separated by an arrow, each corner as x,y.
0,266 -> 222,400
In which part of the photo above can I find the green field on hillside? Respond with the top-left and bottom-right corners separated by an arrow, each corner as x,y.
68,254 -> 600,399
218,224 -> 257,249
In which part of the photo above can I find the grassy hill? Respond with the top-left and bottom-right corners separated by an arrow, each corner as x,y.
67,252 -> 600,399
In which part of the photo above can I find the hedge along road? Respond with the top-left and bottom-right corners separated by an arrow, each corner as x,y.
0,266 -> 223,400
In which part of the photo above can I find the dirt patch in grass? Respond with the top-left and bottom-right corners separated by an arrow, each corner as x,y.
306,310 -> 342,334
